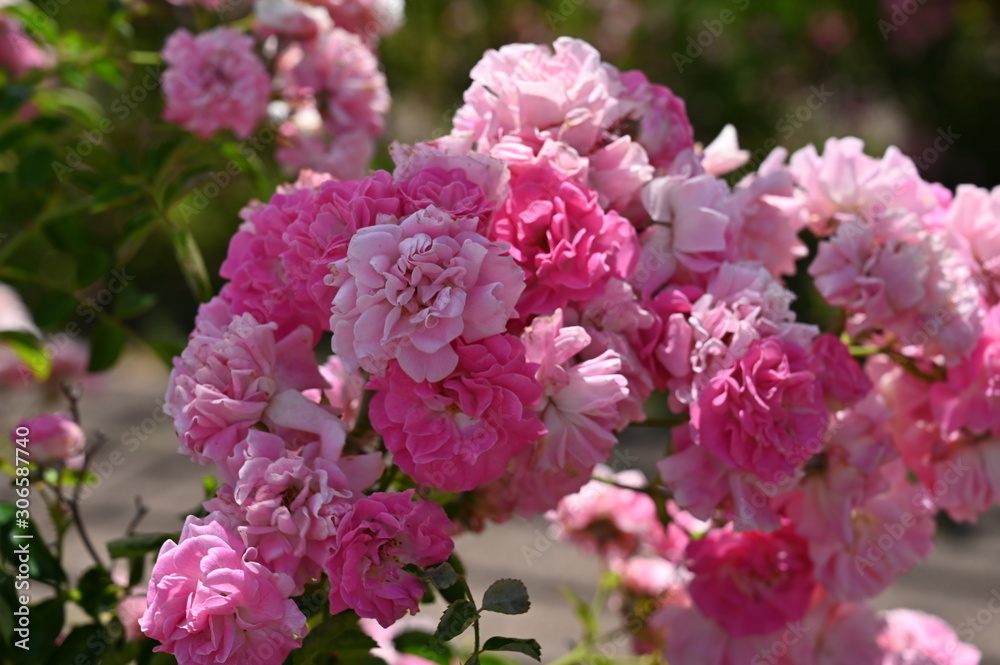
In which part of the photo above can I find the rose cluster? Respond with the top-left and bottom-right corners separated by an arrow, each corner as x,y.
159,0 -> 398,179
145,35 -> 997,665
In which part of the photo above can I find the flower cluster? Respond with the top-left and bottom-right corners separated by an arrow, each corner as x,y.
159,0 -> 394,178
148,33 -> 996,665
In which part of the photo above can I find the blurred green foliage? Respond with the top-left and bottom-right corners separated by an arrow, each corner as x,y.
1,0 -> 998,366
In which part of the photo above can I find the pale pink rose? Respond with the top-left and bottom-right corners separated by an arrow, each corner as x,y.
579,326 -> 656,430
946,184 -> 1000,304
165,297 -> 323,469
646,262 -> 818,411
788,596 -> 885,665
807,333 -> 872,408
330,206 -> 525,382
279,170 -> 400,333
277,123 -> 377,181
303,355 -> 366,428
140,513 -> 307,665
618,557 -> 684,598
369,334 -> 544,493
617,69 -> 695,171
700,124 -> 750,176
931,304 -> 1000,438
454,38 -> 622,154
587,135 -> 654,221
253,0 -> 329,40
809,215 -> 982,363
493,161 -> 637,318
303,0 -> 404,42
810,461 -> 935,601
730,154 -> 809,278
0,15 -> 50,79
117,595 -> 147,642
361,617 -> 441,665
10,413 -> 85,467
639,174 -> 735,290
878,609 -> 981,665
521,310 -> 628,474
691,336 -> 828,481
548,466 -> 674,563
391,141 -> 510,232
788,137 -> 943,237
161,28 -> 270,139
277,27 -> 389,138
779,394 -> 895,544
205,430 -> 381,592
686,525 -> 815,637
325,490 -> 454,628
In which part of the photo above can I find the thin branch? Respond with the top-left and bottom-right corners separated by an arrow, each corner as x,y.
125,496 -> 148,536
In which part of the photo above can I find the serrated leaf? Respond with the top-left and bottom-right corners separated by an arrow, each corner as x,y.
482,637 -> 541,661
481,579 -> 530,615
295,613 -> 377,665
77,565 -> 118,619
107,532 -> 174,559
435,599 -> 477,642
412,562 -> 460,590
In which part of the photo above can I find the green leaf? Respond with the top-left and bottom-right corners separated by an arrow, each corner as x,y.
147,338 -> 185,367
481,579 -> 530,615
435,599 -> 477,642
0,502 -> 66,585
32,291 -> 79,328
409,561 -> 460,590
88,318 -> 128,372
114,286 -> 158,320
77,565 -> 118,619
0,332 -> 50,381
482,637 -> 542,661
465,655 -> 480,665
107,532 -> 174,559
295,613 -> 378,665
171,228 -> 212,302
393,631 -> 451,665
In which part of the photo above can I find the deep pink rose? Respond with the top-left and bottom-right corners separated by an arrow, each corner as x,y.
325,490 -> 454,627
686,525 -> 815,637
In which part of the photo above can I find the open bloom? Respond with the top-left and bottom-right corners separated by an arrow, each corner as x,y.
161,28 -> 270,139
690,336 -> 828,481
369,334 -> 545,492
140,514 -> 307,665
686,525 -> 815,637
165,297 -> 322,468
878,609 -> 981,665
493,162 -> 637,317
325,490 -> 454,627
331,206 -> 525,382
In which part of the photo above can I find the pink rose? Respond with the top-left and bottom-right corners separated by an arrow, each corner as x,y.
140,514 -> 307,665
331,206 -> 525,382
161,28 -> 270,139
878,609 -> 981,665
691,337 -> 828,481
369,334 -> 545,493
686,525 -> 815,637
325,490 -> 454,627
493,161 -> 637,318
10,413 -> 85,467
